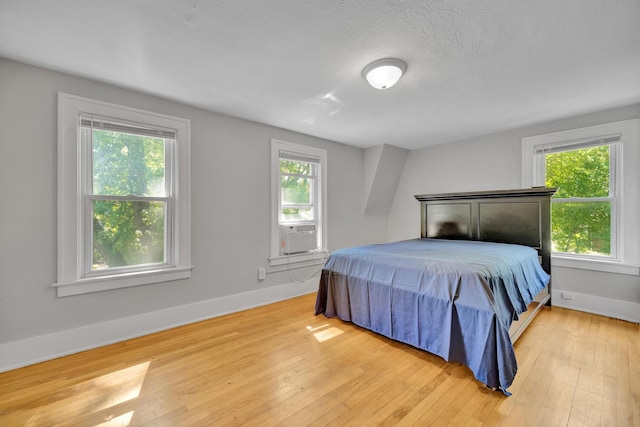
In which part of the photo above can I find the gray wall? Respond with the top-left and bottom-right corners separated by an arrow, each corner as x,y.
388,104 -> 640,313
2,56 -> 637,350
0,58 -> 387,343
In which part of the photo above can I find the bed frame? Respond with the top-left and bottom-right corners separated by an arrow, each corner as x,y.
414,187 -> 556,342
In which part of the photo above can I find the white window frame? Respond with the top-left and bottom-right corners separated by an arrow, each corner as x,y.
55,93 -> 192,296
539,138 -> 620,260
522,119 -> 640,275
270,139 -> 327,266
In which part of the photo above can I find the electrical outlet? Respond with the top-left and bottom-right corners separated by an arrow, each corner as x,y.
258,268 -> 266,281
561,292 -> 573,300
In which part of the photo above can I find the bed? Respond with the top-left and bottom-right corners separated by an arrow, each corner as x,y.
315,187 -> 556,395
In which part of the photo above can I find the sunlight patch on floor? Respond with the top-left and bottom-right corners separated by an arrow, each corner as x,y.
307,324 -> 344,342
24,361 -> 150,426
89,361 -> 150,411
94,410 -> 134,427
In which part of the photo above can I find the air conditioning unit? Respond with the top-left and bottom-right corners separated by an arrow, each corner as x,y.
280,224 -> 318,254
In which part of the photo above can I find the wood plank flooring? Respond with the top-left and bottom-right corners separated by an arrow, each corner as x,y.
0,292 -> 638,426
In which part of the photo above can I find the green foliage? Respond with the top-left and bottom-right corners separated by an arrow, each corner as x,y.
550,202 -> 610,255
545,146 -> 611,256
93,130 -> 165,196
546,146 -> 609,198
280,159 -> 314,221
91,130 -> 166,269
280,159 -> 310,175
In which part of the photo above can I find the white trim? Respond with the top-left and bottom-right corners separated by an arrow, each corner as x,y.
56,93 -> 191,296
54,267 -> 194,297
551,289 -> 640,324
522,119 -> 640,270
552,256 -> 640,276
0,278 -> 319,373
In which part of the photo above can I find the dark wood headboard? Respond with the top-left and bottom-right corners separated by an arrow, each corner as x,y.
414,187 -> 557,276
414,187 -> 557,338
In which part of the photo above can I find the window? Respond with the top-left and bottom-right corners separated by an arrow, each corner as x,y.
279,151 -> 317,224
56,93 -> 191,296
542,139 -> 618,258
270,139 -> 326,264
523,119 -> 640,274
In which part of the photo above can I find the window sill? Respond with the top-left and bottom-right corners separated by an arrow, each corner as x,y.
552,256 -> 640,276
53,267 -> 193,297
269,249 -> 329,267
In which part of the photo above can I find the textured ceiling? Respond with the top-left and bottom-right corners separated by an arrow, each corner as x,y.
1,0 -> 639,150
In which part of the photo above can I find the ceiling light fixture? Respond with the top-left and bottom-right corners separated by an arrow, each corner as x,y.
362,58 -> 407,90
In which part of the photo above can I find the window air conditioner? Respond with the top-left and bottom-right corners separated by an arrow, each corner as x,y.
280,224 -> 318,254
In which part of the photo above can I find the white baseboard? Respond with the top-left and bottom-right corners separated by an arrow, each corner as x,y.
0,279 -> 318,373
551,289 -> 640,323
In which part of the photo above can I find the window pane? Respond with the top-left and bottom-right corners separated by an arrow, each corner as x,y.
551,201 -> 611,256
280,159 -> 311,175
92,200 -> 165,270
93,130 -> 166,197
281,176 -> 311,205
281,208 -> 313,222
545,145 -> 609,199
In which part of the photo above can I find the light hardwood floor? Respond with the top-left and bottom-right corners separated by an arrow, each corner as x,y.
1,292 -> 638,426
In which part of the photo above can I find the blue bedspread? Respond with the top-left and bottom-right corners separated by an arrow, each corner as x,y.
314,238 -> 550,394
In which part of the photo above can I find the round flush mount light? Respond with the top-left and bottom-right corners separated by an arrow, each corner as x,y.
362,58 -> 407,90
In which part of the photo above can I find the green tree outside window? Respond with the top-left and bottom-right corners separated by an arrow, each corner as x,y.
545,145 -> 611,256
280,159 -> 314,221
91,130 -> 167,269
